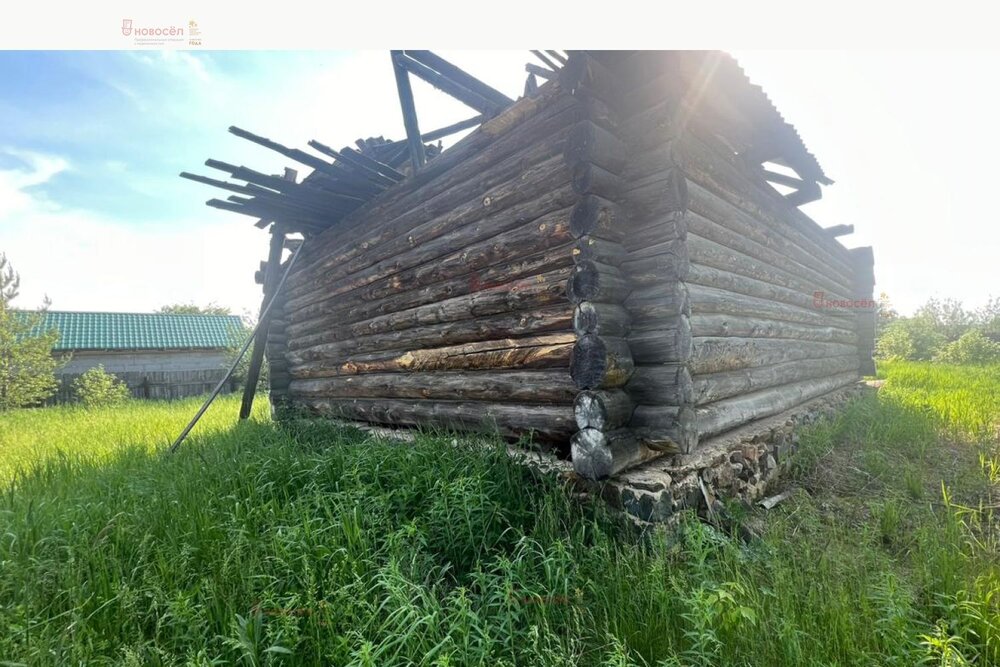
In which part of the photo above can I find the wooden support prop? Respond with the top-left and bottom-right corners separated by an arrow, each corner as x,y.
524,73 -> 539,97
545,50 -> 568,65
570,334 -> 634,389
391,51 -> 426,173
570,194 -> 626,240
240,223 -> 288,419
402,50 -> 514,110
574,389 -> 634,430
574,301 -> 630,337
563,120 -> 627,173
394,52 -> 501,115
307,140 -> 403,187
421,115 -> 484,142
571,427 -> 660,480
761,168 -> 807,189
567,260 -> 630,305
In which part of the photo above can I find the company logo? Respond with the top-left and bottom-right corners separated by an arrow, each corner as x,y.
119,18 -> 199,45
813,291 -> 876,310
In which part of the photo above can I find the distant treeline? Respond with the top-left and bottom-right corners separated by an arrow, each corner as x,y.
876,295 -> 1000,364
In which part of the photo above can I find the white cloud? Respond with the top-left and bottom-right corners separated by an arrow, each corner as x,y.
0,148 -> 264,314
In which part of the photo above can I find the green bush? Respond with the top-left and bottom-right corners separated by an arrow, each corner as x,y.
72,364 -> 131,407
876,324 -> 916,361
934,329 -> 1000,365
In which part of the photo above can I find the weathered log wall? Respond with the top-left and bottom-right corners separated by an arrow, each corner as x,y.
278,83 -> 584,442
612,51 -> 871,452
271,51 -> 875,482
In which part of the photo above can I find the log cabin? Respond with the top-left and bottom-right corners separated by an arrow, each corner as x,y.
186,51 -> 876,488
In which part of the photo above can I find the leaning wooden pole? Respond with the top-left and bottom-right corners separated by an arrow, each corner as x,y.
168,243 -> 303,454
239,222 -> 287,420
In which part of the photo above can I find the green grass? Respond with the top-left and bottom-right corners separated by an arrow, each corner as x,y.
0,365 -> 998,666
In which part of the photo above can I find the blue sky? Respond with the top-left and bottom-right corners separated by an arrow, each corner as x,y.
1,50 -> 997,316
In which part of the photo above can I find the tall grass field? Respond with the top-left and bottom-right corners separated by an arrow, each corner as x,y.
0,363 -> 998,666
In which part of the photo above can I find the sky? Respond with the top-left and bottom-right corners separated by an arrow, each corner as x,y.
0,50 -> 997,317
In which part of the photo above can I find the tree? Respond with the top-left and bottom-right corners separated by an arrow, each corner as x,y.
157,302 -> 232,316
0,253 -> 65,409
934,329 -> 1000,365
72,364 -> 131,407
875,322 -> 916,361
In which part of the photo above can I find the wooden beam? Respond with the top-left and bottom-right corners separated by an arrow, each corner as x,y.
761,168 -> 806,189
393,52 -> 500,115
531,50 -> 559,71
391,50 -> 425,173
525,63 -> 556,80
402,50 -> 514,110
824,224 -> 855,237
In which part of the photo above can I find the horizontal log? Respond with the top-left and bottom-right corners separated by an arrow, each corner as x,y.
674,131 -> 856,279
302,397 -> 575,443
623,166 -> 688,224
686,211 -> 854,300
620,240 -> 690,284
686,179 -> 854,290
291,333 -> 574,378
289,305 -> 571,364
696,371 -> 859,439
290,370 -> 575,403
689,313 -> 857,344
573,302 -> 630,337
286,242 -> 574,339
687,281 -> 854,329
567,260 -> 630,305
572,236 -> 628,267
620,211 -> 687,253
572,162 -> 624,199
628,315 -> 692,363
289,97 -> 581,283
688,337 -> 858,375
625,282 -> 691,320
629,405 -> 698,454
285,192 -> 575,318
571,427 -> 662,480
574,389 -> 634,430
570,194 -> 626,241
692,354 -> 860,406
563,120 -> 626,173
559,52 -> 620,103
286,155 -> 574,306
570,334 -> 634,389
287,265 -> 572,347
625,364 -> 694,405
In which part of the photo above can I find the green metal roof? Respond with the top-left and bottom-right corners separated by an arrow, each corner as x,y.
20,311 -> 245,352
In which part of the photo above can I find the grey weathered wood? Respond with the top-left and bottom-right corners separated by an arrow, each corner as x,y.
690,312 -> 857,344
569,194 -> 626,241
696,372 -> 859,438
563,120 -> 627,173
574,389 -> 635,430
572,162 -> 624,198
691,354 -> 860,406
290,333 -> 574,378
625,363 -> 694,405
626,282 -> 691,320
620,240 -> 690,284
573,302 -> 630,337
567,260 -> 630,305
570,334 -> 635,389
290,370 -> 575,403
688,337 -> 858,375
628,316 -> 693,363
304,397 -> 574,443
572,235 -> 628,266
688,282 -> 854,329
629,405 -> 698,453
571,427 -> 662,480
